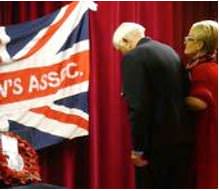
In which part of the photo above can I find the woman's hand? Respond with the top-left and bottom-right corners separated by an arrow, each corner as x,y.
185,96 -> 208,111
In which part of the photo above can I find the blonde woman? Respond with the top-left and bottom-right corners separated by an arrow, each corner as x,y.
184,20 -> 218,188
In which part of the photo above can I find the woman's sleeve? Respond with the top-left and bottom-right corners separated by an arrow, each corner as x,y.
189,68 -> 214,105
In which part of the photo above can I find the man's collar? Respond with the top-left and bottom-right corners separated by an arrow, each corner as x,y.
136,37 -> 151,46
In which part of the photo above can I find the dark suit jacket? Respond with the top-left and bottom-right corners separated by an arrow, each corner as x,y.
122,37 -> 188,156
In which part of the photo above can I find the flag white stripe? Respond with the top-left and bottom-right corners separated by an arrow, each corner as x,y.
49,104 -> 89,120
0,27 -> 11,63
0,40 -> 89,73
13,5 -> 68,60
9,110 -> 88,139
0,26 -> 11,45
0,80 -> 89,113
30,1 -> 89,60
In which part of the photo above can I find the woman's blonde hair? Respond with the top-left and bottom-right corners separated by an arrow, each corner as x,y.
191,20 -> 218,54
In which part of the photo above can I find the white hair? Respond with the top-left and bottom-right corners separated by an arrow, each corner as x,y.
112,22 -> 146,50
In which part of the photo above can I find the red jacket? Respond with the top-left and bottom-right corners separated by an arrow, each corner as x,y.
188,60 -> 217,188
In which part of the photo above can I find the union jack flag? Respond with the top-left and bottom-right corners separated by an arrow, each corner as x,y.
0,1 -> 96,149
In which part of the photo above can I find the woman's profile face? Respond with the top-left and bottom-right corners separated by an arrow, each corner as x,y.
184,26 -> 204,57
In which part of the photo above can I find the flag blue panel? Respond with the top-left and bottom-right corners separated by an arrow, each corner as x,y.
6,9 -> 59,57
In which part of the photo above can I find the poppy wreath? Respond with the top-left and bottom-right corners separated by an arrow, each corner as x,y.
0,132 -> 41,185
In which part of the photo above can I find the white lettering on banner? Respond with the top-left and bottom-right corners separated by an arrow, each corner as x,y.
0,80 -> 8,98
0,62 -> 83,98
0,78 -> 23,98
28,75 -> 40,93
13,78 -> 23,95
28,63 -> 81,93
39,74 -> 48,90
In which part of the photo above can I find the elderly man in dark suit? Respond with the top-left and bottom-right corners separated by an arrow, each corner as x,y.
112,22 -> 192,188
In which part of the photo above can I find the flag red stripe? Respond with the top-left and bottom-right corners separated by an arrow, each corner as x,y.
31,106 -> 89,130
17,2 -> 78,60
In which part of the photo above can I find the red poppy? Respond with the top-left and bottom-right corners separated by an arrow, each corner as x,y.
0,132 -> 41,185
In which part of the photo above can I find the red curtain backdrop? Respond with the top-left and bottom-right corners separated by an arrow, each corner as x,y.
0,1 -> 217,188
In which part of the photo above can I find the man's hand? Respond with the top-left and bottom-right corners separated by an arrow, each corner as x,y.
131,150 -> 149,167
